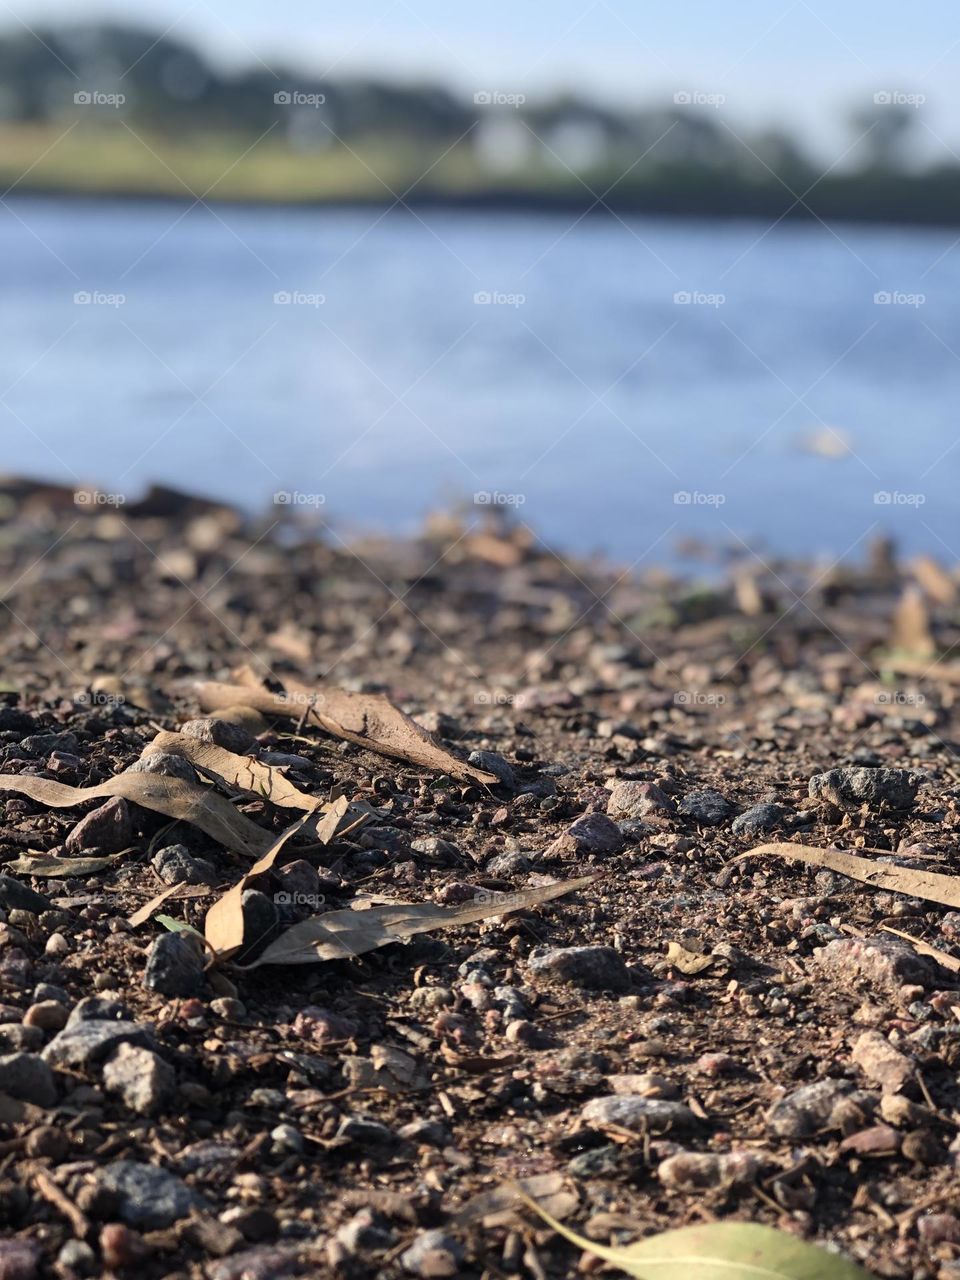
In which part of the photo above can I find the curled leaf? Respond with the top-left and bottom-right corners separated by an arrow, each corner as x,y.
142,731 -> 323,811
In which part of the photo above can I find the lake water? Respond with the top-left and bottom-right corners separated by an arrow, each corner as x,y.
3,198 -> 958,566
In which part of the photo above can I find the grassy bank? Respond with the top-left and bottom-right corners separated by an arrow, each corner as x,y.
4,123 -> 960,226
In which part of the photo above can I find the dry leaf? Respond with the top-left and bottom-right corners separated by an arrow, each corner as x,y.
0,772 -> 276,859
3,851 -> 126,877
239,875 -> 595,968
664,940 -> 714,975
204,803 -> 348,959
892,585 -> 936,657
735,842 -> 960,910
880,925 -> 960,974
194,679 -> 498,785
454,1174 -> 574,1228
513,1186 -> 871,1278
142,731 -> 323,811
128,884 -> 210,929
911,555 -> 957,606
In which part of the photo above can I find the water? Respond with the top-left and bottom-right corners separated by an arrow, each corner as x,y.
2,197 -> 957,565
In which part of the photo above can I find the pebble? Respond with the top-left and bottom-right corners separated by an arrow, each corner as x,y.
0,1025 -> 43,1052
467,750 -> 516,788
103,1043 -> 176,1114
237,890 -> 280,960
398,1118 -> 449,1146
851,1029 -> 914,1094
44,932 -> 70,957
606,780 -> 675,818
129,751 -> 199,783
808,766 -> 923,810
92,1160 -> 204,1228
21,730 -> 78,756
56,1240 -> 95,1273
151,844 -> 217,886
484,850 -> 531,876
68,996 -> 131,1025
607,1072 -> 678,1098
336,1115 -> 396,1145
42,1018 -> 151,1067
581,1095 -> 697,1133
335,1208 -> 395,1253
99,1223 -> 147,1269
22,1000 -> 68,1032
65,796 -> 133,855
410,836 -> 462,862
730,802 -> 792,836
658,1150 -> 759,1189
0,1240 -> 40,1280
527,945 -> 631,991
143,932 -> 205,997
400,1229 -> 464,1278
270,1123 -> 304,1154
0,1052 -> 57,1105
546,813 -> 623,856
813,937 -> 933,995
180,717 -> 256,753
207,1247 -> 301,1280
678,789 -> 733,826
766,1078 -> 855,1138
174,1140 -> 241,1174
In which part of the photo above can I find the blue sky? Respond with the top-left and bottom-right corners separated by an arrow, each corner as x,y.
6,0 -> 959,153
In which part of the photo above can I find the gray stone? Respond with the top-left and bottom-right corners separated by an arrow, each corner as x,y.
0,1052 -> 57,1105
731,802 -> 792,836
180,717 -> 255,753
174,1140 -> 241,1174
658,1150 -> 759,1190
207,1248 -> 300,1280
42,1019 -> 151,1067
336,1208 -> 395,1253
67,996 -> 131,1026
56,1240 -> 95,1274
0,1025 -> 43,1053
21,731 -> 78,756
528,944 -> 631,992
151,844 -> 216,886
581,1095 -> 697,1133
103,1043 -> 175,1114
0,876 -> 51,915
237,890 -> 280,961
766,1078 -> 854,1138
401,1230 -> 464,1278
547,813 -> 623,857
678,788 -> 733,825
93,1159 -> 204,1228
813,936 -> 934,994
808,766 -> 923,811
65,796 -> 133,855
607,780 -> 675,819
143,932 -> 205,997
484,849 -> 532,876
467,750 -> 515,788
336,1115 -> 396,1145
129,751 -> 199,783
0,1240 -> 40,1280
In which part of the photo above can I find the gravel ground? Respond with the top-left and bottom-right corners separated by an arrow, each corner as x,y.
1,481 -> 960,1278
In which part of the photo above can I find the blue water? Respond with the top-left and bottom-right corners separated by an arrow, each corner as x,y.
2,197 -> 957,564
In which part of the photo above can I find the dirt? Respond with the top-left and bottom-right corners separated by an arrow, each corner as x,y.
1,483 -> 959,1278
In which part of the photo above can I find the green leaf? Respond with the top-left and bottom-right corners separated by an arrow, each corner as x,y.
156,914 -> 204,939
515,1189 -> 872,1279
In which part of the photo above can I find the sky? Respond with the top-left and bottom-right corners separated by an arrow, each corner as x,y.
4,0 -> 959,155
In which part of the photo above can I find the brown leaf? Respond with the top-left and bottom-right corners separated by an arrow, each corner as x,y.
128,883 -> 210,929
0,772 -> 276,858
239,875 -> 595,968
142,731 -> 323,811
204,802 -> 348,959
3,851 -> 126,877
194,679 -> 498,785
880,924 -> 960,973
665,940 -> 715,975
734,842 -> 960,910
